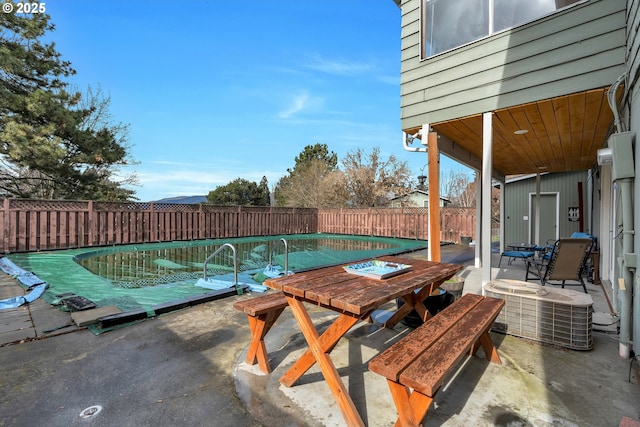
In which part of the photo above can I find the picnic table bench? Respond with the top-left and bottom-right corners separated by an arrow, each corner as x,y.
368,293 -> 505,426
233,291 -> 288,374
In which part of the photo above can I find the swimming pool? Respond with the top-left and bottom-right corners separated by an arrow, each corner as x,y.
75,234 -> 413,288
7,234 -> 427,325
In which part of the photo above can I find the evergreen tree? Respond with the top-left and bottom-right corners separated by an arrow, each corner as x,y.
275,143 -> 341,207
0,10 -> 136,200
257,176 -> 270,206
207,177 -> 270,206
289,143 -> 338,173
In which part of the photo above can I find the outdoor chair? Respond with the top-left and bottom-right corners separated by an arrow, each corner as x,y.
524,238 -> 593,293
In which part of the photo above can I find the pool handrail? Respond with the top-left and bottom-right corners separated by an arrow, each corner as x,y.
268,238 -> 288,274
203,243 -> 238,285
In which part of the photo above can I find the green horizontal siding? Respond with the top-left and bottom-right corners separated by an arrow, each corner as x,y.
504,171 -> 590,244
628,0 -> 640,87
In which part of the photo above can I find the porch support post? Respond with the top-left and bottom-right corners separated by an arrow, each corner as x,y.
535,172 -> 541,246
499,180 -> 505,254
482,112 -> 493,288
427,130 -> 441,262
474,171 -> 481,268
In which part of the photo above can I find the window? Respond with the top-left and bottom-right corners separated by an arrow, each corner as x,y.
423,0 -> 489,58
423,0 -> 586,58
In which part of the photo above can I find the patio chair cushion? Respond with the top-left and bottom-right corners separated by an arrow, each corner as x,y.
503,251 -> 534,258
498,251 -> 534,267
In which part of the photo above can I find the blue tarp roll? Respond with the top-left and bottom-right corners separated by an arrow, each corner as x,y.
0,257 -> 48,309
0,283 -> 48,309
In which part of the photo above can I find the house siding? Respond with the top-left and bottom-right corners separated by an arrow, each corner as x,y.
628,0 -> 640,87
504,171 -> 591,245
399,0 -> 626,130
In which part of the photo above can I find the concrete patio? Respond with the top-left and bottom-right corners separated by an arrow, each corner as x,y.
0,244 -> 639,426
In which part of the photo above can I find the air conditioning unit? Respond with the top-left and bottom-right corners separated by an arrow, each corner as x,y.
485,279 -> 593,350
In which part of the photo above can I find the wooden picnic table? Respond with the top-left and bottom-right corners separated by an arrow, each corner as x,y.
263,255 -> 463,426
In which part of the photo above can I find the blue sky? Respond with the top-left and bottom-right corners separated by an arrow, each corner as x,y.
44,0 -> 472,202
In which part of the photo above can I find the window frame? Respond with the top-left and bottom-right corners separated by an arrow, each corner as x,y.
420,0 -> 590,60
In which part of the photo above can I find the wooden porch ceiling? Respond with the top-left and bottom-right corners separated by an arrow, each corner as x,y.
406,88 -> 614,176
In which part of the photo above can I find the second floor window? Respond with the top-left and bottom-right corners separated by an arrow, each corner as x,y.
423,0 -> 585,58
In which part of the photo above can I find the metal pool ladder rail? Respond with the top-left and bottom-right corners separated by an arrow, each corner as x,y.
202,243 -> 242,293
269,238 -> 289,274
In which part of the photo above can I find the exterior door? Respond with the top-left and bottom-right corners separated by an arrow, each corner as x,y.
529,193 -> 558,245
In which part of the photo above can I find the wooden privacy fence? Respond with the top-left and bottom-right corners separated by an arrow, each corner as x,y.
440,208 -> 477,243
0,199 -> 476,253
317,207 -> 476,243
0,199 -> 317,253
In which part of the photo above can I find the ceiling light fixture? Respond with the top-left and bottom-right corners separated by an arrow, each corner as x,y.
514,129 -> 529,135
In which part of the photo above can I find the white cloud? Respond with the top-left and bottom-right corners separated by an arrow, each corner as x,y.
278,92 -> 309,119
304,53 -> 373,76
126,163 -> 285,202
278,91 -> 324,119
139,169 -> 227,185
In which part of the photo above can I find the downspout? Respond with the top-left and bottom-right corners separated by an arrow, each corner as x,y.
402,130 -> 426,153
618,176 -> 633,358
403,129 -> 433,259
606,74 -> 635,358
636,154 -> 640,360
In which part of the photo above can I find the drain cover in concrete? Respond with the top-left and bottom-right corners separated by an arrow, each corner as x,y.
79,405 -> 102,419
62,296 -> 97,312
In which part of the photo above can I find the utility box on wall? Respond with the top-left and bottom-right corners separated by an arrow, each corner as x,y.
608,132 -> 634,181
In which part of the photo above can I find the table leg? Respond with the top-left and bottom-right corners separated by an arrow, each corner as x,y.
282,295 -> 365,427
279,311 -> 360,387
384,282 -> 441,329
245,307 -> 285,374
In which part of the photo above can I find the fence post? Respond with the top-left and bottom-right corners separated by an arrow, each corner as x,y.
269,206 -> 274,235
149,202 -> 156,242
198,203 -> 204,240
87,200 -> 94,246
425,208 -> 429,241
2,199 -> 8,252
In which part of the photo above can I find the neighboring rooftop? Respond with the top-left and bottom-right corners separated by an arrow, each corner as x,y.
153,195 -> 208,204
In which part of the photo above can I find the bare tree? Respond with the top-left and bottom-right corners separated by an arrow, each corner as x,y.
278,158 -> 348,208
341,147 -> 411,208
442,171 -> 501,225
441,170 -> 474,207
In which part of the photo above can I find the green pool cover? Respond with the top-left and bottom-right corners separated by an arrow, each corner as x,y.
6,234 -> 427,327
